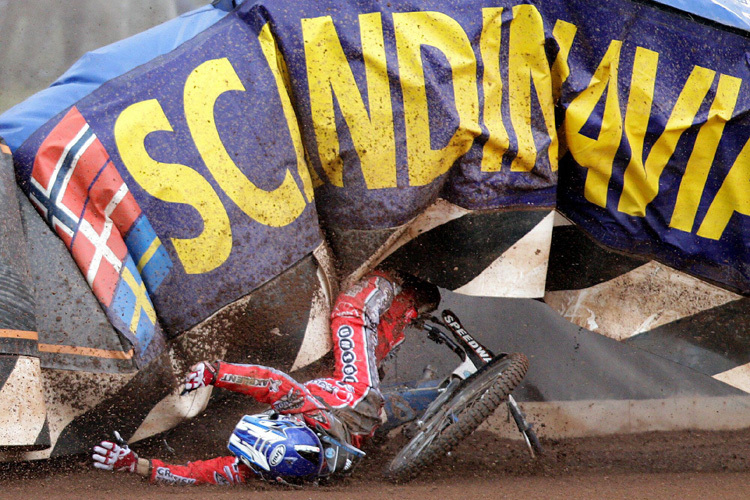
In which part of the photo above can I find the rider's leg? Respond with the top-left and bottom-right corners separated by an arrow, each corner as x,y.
305,271 -> 439,444
375,274 -> 441,363
306,272 -> 398,405
374,291 -> 417,362
305,272 -> 402,444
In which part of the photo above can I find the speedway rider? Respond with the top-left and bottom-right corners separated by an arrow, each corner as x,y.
92,270 -> 439,485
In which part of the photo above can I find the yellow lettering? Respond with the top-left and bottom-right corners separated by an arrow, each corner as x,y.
114,99 -> 232,274
564,41 -> 622,208
184,58 -> 307,227
551,20 -> 578,104
619,52 -> 715,216
479,7 -> 508,172
697,137 -> 750,240
508,5 -> 558,172
394,11 -> 480,186
302,14 -> 396,189
258,23 -> 316,200
670,74 -> 742,232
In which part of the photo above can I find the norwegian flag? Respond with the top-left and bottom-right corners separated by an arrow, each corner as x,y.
29,108 -> 106,246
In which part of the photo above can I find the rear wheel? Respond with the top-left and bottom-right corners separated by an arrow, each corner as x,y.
384,352 -> 529,482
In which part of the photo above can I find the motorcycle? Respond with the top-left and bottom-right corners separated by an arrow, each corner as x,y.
381,309 -> 542,481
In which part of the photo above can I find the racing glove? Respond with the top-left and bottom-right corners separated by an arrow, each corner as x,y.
92,433 -> 138,473
183,360 -> 218,393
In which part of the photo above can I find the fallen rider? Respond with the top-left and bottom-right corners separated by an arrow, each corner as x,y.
92,270 -> 439,485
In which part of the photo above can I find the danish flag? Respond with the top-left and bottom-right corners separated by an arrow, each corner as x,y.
70,161 -> 140,306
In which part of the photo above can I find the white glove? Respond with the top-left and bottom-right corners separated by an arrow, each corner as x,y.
183,360 -> 218,394
92,432 -> 138,472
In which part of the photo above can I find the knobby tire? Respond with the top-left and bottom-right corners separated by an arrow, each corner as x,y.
384,352 -> 529,482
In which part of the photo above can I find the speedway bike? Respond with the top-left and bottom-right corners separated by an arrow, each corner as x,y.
381,309 -> 542,481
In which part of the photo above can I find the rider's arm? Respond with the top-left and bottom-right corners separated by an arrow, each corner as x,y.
92,440 -> 250,485
211,361 -> 329,414
148,456 -> 252,485
183,360 -> 318,408
183,360 -> 341,438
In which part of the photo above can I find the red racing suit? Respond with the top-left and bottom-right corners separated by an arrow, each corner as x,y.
150,271 -> 420,485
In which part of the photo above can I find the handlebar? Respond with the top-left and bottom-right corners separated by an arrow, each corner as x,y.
422,322 -> 467,362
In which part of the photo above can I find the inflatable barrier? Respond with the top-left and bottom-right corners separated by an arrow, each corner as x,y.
0,0 -> 746,458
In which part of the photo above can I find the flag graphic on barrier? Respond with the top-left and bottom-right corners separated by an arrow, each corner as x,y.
27,106 -> 171,363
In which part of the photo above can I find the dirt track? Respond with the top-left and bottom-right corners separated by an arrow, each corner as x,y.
2,427 -> 750,500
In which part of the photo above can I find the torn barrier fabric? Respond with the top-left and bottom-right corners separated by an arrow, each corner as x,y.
1,0 -> 748,365
650,0 -> 750,31
550,0 -> 750,295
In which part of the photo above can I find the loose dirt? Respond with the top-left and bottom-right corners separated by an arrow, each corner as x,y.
2,425 -> 750,500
